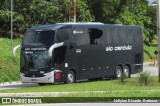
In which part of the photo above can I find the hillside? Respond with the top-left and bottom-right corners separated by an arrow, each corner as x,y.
0,38 -> 21,83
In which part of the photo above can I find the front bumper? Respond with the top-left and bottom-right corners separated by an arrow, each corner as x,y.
20,71 -> 55,83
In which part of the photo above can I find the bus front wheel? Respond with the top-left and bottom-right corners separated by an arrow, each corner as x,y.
67,71 -> 75,83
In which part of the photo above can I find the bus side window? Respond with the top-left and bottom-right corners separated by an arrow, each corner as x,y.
134,27 -> 142,44
106,27 -> 119,44
52,46 -> 66,65
88,28 -> 103,44
71,28 -> 90,46
55,29 -> 69,43
125,28 -> 133,43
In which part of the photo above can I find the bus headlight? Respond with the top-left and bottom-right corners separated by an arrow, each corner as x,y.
54,69 -> 62,73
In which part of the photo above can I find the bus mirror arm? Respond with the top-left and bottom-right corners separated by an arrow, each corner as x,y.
48,42 -> 64,58
13,45 -> 21,57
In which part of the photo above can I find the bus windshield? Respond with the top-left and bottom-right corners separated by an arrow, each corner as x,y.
23,30 -> 55,46
21,51 -> 50,69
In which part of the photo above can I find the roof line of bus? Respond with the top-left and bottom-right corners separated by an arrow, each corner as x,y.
28,23 -> 141,31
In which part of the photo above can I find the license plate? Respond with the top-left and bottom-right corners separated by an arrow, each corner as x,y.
31,79 -> 37,82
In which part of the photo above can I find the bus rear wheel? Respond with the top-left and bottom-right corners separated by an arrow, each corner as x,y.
124,66 -> 130,78
67,71 -> 75,83
116,66 -> 123,79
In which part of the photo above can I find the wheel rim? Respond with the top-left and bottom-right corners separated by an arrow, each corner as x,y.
116,68 -> 121,78
124,67 -> 129,77
68,73 -> 74,83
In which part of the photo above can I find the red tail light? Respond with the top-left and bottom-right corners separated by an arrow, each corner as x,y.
55,73 -> 61,79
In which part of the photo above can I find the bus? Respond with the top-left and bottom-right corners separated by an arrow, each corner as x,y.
14,23 -> 143,85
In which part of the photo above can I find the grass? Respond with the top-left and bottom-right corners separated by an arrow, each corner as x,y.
138,71 -> 150,85
0,38 -> 21,83
0,76 -> 160,97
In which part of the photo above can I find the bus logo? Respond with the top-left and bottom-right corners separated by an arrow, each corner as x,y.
73,30 -> 83,34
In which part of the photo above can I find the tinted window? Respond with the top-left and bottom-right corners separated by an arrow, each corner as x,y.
107,27 -> 134,44
106,27 -> 119,44
71,28 -> 90,46
133,27 -> 142,43
72,28 -> 103,46
111,28 -> 119,43
88,28 -> 103,44
125,28 -> 133,43
117,27 -> 133,43
56,29 -> 69,43
23,30 -> 55,46
98,29 -> 107,44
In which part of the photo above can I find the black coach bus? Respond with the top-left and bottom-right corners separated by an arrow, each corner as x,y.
14,23 -> 143,84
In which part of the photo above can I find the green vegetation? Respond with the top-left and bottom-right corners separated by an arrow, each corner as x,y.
0,0 -> 94,36
138,71 -> 150,85
0,76 -> 160,97
119,72 -> 127,84
144,44 -> 158,62
62,90 -> 160,97
0,38 -> 21,83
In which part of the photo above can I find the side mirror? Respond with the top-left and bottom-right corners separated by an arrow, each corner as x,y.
13,45 -> 21,57
48,42 -> 64,58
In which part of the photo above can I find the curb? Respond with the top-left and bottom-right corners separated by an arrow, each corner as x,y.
0,81 -> 21,86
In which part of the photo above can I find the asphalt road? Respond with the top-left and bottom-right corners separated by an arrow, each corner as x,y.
0,62 -> 158,90
131,62 -> 158,77
0,83 -> 38,90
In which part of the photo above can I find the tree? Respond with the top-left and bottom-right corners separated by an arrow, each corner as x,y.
115,0 -> 156,44
0,0 -> 11,37
0,0 -> 94,37
87,0 -> 156,43
87,0 -> 120,23
53,0 -> 94,22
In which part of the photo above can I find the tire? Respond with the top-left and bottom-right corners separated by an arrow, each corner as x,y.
123,66 -> 130,78
116,66 -> 123,79
67,71 -> 75,83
